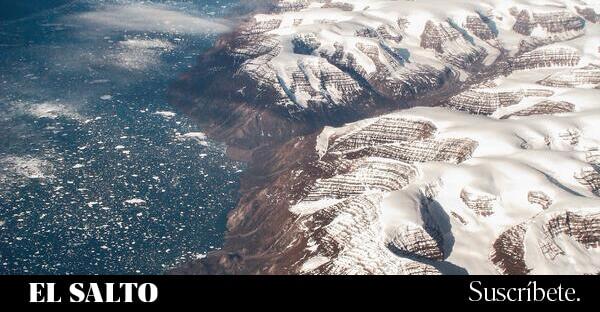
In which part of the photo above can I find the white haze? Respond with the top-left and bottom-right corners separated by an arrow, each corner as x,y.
73,3 -> 233,34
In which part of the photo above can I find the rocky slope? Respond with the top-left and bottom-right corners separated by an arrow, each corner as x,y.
170,0 -> 600,274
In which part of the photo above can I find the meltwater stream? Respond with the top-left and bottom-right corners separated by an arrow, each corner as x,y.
0,0 -> 243,274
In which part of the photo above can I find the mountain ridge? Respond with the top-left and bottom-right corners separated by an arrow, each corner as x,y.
169,0 -> 600,274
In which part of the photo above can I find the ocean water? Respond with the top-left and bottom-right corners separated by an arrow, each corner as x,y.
0,0 -> 243,274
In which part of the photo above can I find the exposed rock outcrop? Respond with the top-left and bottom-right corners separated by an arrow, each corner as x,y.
490,223 -> 531,275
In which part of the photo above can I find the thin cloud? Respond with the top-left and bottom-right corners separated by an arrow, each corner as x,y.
112,38 -> 175,70
73,3 -> 233,34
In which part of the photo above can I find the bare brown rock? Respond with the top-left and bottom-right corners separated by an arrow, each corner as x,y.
575,167 -> 600,195
463,15 -> 497,40
460,189 -> 497,217
539,211 -> 600,260
490,223 -> 531,275
538,64 -> 600,88
510,47 -> 580,70
330,117 -> 437,152
528,191 -> 553,210
501,100 -> 574,119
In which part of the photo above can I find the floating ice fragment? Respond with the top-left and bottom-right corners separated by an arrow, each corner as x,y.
193,253 -> 207,260
88,79 -> 110,84
175,132 -> 209,146
124,198 -> 146,205
153,111 -> 176,118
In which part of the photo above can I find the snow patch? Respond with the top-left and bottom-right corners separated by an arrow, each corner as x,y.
301,256 -> 329,272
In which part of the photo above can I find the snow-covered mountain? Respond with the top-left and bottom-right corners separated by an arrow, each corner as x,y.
171,0 -> 600,274
225,0 -> 596,114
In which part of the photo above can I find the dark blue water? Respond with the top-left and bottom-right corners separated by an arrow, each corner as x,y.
0,0 -> 243,274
